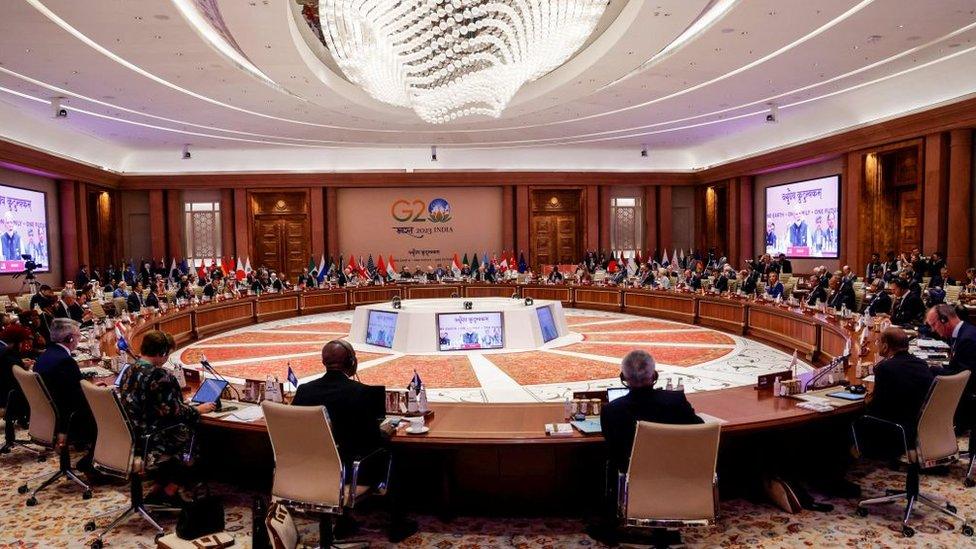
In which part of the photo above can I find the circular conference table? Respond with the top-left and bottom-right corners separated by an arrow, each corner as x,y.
106,283 -> 875,513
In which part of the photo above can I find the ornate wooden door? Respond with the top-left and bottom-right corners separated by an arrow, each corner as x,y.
248,192 -> 310,282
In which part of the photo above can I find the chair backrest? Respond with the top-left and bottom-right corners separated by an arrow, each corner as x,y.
12,365 -> 58,446
625,421 -> 721,523
265,501 -> 299,549
945,285 -> 962,304
88,300 -> 107,319
15,295 -> 30,311
915,371 -> 970,466
112,297 -> 127,314
81,380 -> 135,476
262,401 -> 344,509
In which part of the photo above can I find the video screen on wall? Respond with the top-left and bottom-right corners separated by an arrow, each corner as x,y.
437,312 -> 504,351
764,175 -> 840,259
0,184 -> 50,274
365,310 -> 398,348
537,306 -> 559,343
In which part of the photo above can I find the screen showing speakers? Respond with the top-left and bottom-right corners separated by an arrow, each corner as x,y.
365,310 -> 398,348
764,175 -> 840,259
537,305 -> 558,343
437,312 -> 504,351
0,183 -> 50,274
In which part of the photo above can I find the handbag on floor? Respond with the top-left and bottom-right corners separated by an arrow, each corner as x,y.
176,494 -> 226,540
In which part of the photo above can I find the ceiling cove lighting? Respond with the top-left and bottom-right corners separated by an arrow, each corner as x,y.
315,0 -> 608,123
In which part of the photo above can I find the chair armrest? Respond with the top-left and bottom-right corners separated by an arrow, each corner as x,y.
851,414 -> 909,458
351,448 -> 391,496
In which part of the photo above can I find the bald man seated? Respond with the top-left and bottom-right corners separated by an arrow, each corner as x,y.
861,328 -> 934,457
600,349 -> 704,473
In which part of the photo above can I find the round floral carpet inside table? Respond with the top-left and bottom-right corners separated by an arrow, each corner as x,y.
175,308 -> 807,403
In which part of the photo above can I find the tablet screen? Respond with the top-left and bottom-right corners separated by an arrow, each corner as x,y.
114,363 -> 130,387
191,378 -> 229,404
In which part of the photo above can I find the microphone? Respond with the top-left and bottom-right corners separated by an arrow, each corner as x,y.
199,354 -> 242,403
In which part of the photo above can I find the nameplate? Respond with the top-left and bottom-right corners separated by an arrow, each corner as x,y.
756,370 -> 792,391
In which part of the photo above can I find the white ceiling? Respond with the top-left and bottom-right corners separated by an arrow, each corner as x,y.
0,0 -> 975,174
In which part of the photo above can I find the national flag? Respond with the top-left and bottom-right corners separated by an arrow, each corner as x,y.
410,369 -> 423,391
196,260 -> 206,279
499,256 -> 509,273
366,254 -> 376,276
462,253 -> 469,270
451,253 -> 462,276
347,255 -> 358,275
287,364 -> 299,388
607,258 -> 618,273
671,249 -> 679,268
471,253 -> 479,272
387,255 -> 398,279
517,252 -> 527,273
244,257 -> 252,274
317,255 -> 330,284
235,257 -> 245,281
114,322 -> 131,355
376,254 -> 386,278
308,256 -> 316,273
661,249 -> 669,267
358,256 -> 368,277
635,250 -> 642,266
168,258 -> 177,280
317,254 -> 327,277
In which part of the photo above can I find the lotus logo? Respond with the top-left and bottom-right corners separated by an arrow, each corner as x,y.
427,198 -> 452,223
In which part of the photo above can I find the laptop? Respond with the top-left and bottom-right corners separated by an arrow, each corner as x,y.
190,378 -> 229,404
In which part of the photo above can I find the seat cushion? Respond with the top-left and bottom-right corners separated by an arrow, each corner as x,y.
156,532 -> 234,549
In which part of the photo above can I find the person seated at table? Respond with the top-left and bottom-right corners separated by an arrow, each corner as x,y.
841,265 -> 857,286
926,304 -> 976,395
765,272 -> 785,300
112,281 -> 129,299
29,284 -> 55,312
929,266 -> 955,289
201,277 -> 220,300
738,269 -> 757,294
291,340 -> 417,542
270,271 -> 284,292
0,323 -> 36,432
827,274 -> 855,311
33,318 -> 95,470
858,328 -> 935,459
601,349 -> 703,472
804,274 -> 827,307
126,282 -> 147,313
397,266 -> 412,279
145,285 -> 161,309
609,265 -> 627,285
889,279 -> 924,325
862,278 -> 892,316
118,330 -> 214,504
713,266 -> 731,293
547,265 -> 564,284
54,288 -> 93,327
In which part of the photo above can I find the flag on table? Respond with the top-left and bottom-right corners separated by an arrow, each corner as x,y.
235,257 -> 245,281
376,255 -> 386,279
462,253 -> 469,270
244,257 -> 252,275
452,253 -> 462,277
635,250 -> 642,266
317,254 -> 326,277
287,363 -> 299,388
196,260 -> 207,279
471,253 -> 479,272
318,255 -> 330,284
671,249 -> 679,268
518,252 -> 527,273
387,255 -> 398,279
308,256 -> 316,273
366,254 -> 376,277
114,322 -> 131,355
358,256 -> 368,277
347,255 -> 358,275
499,255 -> 509,273
607,257 -> 618,273
410,369 -> 423,391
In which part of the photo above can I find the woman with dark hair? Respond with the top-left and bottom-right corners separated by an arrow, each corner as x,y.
0,322 -> 38,444
118,330 -> 215,502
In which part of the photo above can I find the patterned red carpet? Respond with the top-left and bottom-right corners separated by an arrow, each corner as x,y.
173,310 -> 799,402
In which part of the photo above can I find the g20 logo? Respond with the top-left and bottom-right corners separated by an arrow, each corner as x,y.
391,198 -> 452,223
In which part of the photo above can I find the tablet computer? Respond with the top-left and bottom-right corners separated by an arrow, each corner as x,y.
114,363 -> 131,387
191,378 -> 229,404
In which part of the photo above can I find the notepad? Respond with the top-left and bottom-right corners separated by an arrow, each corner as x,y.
223,405 -> 264,423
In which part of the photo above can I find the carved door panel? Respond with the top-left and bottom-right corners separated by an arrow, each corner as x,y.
898,193 -> 920,251
283,219 -> 309,281
533,216 -> 555,268
556,215 -> 578,264
254,220 -> 284,275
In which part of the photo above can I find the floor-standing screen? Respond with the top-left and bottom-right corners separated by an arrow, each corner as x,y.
365,310 -> 398,348
437,312 -> 504,351
764,175 -> 840,259
0,184 -> 50,273
537,306 -> 558,343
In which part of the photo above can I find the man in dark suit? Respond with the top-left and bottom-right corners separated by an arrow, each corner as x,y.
927,304 -> 976,395
53,288 -> 92,327
890,279 -> 924,325
827,275 -> 855,311
859,328 -> 934,458
805,275 -> 828,307
292,340 -> 416,542
601,350 -> 704,472
127,282 -> 146,313
75,264 -> 92,289
777,253 -> 792,275
862,279 -> 892,316
32,318 -> 94,469
29,284 -> 55,312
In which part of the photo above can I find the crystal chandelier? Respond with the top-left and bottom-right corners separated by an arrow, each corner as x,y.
315,0 -> 608,124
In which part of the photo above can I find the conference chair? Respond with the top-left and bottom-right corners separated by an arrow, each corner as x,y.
15,294 -> 30,311
262,401 -> 391,548
853,371 -> 974,538
617,422 -> 721,542
0,386 -> 43,458
945,284 -> 962,304
112,297 -> 127,316
11,365 -> 92,505
80,381 -> 183,549
88,300 -> 107,320
265,501 -> 299,549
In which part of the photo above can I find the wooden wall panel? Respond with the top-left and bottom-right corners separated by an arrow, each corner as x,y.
922,132 -> 949,255
947,129 -> 973,277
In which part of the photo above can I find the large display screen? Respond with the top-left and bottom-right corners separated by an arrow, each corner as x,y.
764,175 -> 840,259
437,312 -> 504,351
0,184 -> 50,274
537,306 -> 558,343
365,310 -> 398,348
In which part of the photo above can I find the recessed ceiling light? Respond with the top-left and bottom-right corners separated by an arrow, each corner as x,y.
721,28 -> 735,33
153,14 -> 170,20
867,35 -> 883,43
949,43 -> 961,48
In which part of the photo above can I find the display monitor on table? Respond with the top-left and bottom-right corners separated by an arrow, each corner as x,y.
537,305 -> 559,343
0,183 -> 50,274
437,312 -> 504,351
191,378 -> 229,404
763,175 -> 840,259
365,310 -> 398,348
